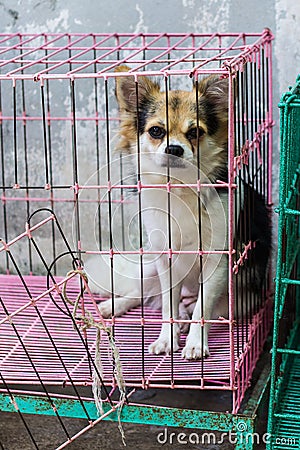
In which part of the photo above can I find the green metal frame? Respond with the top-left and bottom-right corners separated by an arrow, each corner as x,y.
0,358 -> 270,450
267,75 -> 300,450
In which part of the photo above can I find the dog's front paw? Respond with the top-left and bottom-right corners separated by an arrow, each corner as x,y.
148,325 -> 180,355
148,337 -> 180,355
98,299 -> 128,318
181,339 -> 210,360
98,300 -> 113,318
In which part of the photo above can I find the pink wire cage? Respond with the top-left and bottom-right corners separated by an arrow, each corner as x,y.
0,30 -> 273,423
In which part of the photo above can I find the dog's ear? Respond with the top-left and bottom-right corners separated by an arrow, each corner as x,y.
196,75 -> 229,122
115,65 -> 160,112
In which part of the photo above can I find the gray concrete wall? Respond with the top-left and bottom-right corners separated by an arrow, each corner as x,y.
1,0 -> 299,95
0,0 -> 299,273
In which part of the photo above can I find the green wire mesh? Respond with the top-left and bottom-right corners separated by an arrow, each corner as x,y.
267,75 -> 300,450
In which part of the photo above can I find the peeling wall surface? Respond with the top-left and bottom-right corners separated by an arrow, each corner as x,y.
0,0 -> 299,271
1,0 -> 299,93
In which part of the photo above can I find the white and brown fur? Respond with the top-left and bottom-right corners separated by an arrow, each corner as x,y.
85,66 -> 271,359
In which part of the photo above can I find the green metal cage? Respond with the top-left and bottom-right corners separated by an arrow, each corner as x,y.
267,75 -> 300,450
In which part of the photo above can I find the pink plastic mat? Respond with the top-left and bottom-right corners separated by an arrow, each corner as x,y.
0,273 -> 248,390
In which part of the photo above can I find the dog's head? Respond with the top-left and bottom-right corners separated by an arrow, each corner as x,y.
115,65 -> 228,181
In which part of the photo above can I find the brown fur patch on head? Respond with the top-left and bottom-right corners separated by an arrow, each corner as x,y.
114,68 -> 229,180
115,65 -> 161,152
192,75 -> 229,181
196,75 -> 229,144
115,68 -> 228,147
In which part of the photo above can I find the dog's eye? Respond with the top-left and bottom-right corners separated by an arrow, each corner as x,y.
186,127 -> 205,141
148,126 -> 166,139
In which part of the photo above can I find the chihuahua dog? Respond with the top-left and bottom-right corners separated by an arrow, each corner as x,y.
85,66 -> 271,359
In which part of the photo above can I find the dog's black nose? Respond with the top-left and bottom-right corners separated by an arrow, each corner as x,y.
165,145 -> 184,158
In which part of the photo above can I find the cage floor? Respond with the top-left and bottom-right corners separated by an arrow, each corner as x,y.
0,274 -> 248,390
272,351 -> 300,449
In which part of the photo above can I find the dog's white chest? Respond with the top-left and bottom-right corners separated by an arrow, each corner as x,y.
141,187 -> 200,251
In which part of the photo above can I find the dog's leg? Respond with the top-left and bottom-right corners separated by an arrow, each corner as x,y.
182,255 -> 228,359
178,302 -> 192,334
148,257 -> 182,355
85,253 -> 159,318
99,297 -> 141,318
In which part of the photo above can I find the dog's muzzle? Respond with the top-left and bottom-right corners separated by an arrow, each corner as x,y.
161,145 -> 186,168
165,145 -> 184,158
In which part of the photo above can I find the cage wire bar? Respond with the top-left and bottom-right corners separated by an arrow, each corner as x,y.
0,31 -> 273,449
267,76 -> 300,450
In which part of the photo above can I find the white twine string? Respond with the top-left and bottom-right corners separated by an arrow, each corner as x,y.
63,270 -> 127,446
